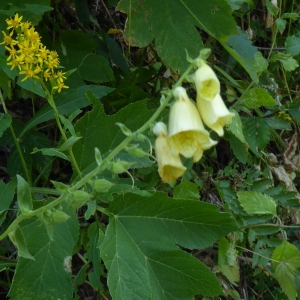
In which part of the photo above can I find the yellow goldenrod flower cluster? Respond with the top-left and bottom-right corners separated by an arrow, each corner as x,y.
0,13 -> 68,93
154,62 -> 234,183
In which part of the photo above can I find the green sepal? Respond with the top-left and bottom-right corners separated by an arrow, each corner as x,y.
70,190 -> 90,209
51,180 -> 70,192
125,145 -> 148,158
115,122 -> 132,136
93,179 -> 115,193
109,160 -> 135,175
16,175 -> 33,215
52,210 -> 70,223
8,225 -> 35,260
94,147 -> 102,166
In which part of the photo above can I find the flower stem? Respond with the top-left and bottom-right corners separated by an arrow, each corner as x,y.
0,90 -> 31,184
40,81 -> 82,179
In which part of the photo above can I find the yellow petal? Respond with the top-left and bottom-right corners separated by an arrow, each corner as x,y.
168,87 -> 211,161
153,122 -> 186,183
197,93 -> 235,136
193,64 -> 220,101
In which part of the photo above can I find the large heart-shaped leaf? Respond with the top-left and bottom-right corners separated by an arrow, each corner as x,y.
100,191 -> 238,299
117,0 -> 237,72
8,209 -> 79,300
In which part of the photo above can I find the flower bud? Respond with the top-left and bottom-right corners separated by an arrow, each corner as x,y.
93,179 -> 115,193
70,190 -> 90,209
110,160 -> 135,174
52,210 -> 70,223
168,87 -> 216,162
126,146 -> 148,157
193,63 -> 220,101
153,122 -> 186,183
197,93 -> 234,136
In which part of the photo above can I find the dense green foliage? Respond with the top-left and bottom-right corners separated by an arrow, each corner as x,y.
0,0 -> 300,299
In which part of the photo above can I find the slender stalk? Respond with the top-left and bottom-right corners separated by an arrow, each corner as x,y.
0,90 -> 31,184
39,81 -> 82,179
281,64 -> 293,103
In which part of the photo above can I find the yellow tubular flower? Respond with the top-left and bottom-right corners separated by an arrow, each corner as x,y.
6,13 -> 23,29
0,31 -> 16,46
168,87 -> 216,162
5,45 -> 17,60
19,64 -> 40,81
55,70 -> 67,83
197,94 -> 235,136
193,63 -> 220,101
1,14 -> 67,93
53,81 -> 69,93
7,55 -> 24,70
153,122 -> 186,183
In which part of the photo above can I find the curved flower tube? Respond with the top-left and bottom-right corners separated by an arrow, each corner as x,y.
168,87 -> 216,162
193,63 -> 220,101
153,122 -> 186,183
197,93 -> 234,136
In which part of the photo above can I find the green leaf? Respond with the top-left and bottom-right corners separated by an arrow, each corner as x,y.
16,175 -> 33,215
0,54 -> 19,79
274,263 -> 297,300
227,109 -> 246,143
78,54 -> 114,83
0,113 -> 11,138
31,147 -> 70,161
227,133 -> 248,164
117,0 -> 237,72
72,91 -> 155,175
19,85 -> 114,138
17,77 -> 45,98
239,87 -> 277,109
237,191 -> 277,216
8,209 -> 79,300
57,136 -> 82,152
0,179 -> 16,226
272,241 -> 300,300
100,192 -> 238,299
242,117 -> 271,154
254,51 -> 269,73
285,35 -> 300,56
0,3 -> 52,25
27,131 -> 52,180
7,145 -> 32,178
9,225 -> 35,260
272,240 -> 300,270
84,222 -> 104,290
272,52 -> 299,71
217,260 -> 239,285
218,237 -> 237,266
275,18 -> 287,34
221,27 -> 258,79
104,33 -> 129,74
73,0 -> 90,26
58,30 -> 96,70
173,179 -> 200,200
265,0 -> 278,16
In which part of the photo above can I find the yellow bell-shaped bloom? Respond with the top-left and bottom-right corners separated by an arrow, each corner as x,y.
153,122 -> 186,183
168,87 -> 217,162
193,63 -> 220,101
197,93 -> 234,136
